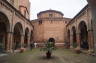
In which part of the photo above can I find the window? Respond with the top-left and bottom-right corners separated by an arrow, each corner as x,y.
39,20 -> 42,24
49,14 -> 53,17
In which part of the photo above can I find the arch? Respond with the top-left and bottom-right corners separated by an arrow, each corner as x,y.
48,38 -> 55,46
13,22 -> 23,50
0,12 -> 10,32
0,12 -> 10,52
77,20 -> 88,32
78,21 -> 89,49
48,38 -> 55,42
24,27 -> 29,48
13,22 -> 23,34
72,26 -> 77,48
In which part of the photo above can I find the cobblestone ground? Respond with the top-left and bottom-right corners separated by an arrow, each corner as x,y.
0,48 -> 96,63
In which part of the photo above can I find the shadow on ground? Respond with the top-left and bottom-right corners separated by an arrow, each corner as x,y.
38,55 -> 58,60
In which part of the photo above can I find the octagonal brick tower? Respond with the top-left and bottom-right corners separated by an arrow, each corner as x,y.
32,9 -> 71,47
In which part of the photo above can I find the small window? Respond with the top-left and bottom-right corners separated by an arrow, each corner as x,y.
39,20 -> 42,24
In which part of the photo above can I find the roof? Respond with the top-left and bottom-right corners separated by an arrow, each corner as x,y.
66,4 -> 88,26
37,9 -> 64,16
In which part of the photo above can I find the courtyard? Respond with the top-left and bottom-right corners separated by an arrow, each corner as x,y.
0,48 -> 96,63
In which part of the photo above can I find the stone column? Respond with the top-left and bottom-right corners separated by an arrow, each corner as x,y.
87,0 -> 96,53
70,34 -> 73,48
21,34 -> 24,48
76,33 -> 81,49
27,34 -> 31,49
7,32 -> 13,52
88,30 -> 94,51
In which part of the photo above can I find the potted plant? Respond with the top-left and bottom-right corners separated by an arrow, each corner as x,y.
41,41 -> 56,58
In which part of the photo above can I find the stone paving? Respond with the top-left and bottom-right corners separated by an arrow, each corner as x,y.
0,48 -> 96,63
0,54 -> 8,57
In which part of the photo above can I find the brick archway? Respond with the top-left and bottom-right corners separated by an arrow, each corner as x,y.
78,21 -> 89,49
72,26 -> 77,48
48,38 -> 55,42
13,22 -> 23,50
24,28 -> 29,48
48,38 -> 55,46
0,12 -> 10,52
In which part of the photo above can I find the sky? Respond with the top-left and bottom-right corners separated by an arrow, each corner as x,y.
29,0 -> 88,20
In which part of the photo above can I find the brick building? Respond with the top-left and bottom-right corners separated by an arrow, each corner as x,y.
31,10 -> 71,47
31,4 -> 95,52
66,5 -> 94,52
0,0 -> 33,52
0,0 -> 96,53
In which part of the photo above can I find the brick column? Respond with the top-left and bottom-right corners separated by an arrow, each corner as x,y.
88,30 -> 94,51
76,33 -> 81,49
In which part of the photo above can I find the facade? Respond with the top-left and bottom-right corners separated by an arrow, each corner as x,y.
31,4 -> 95,52
66,5 -> 94,51
0,0 -> 95,53
32,10 -> 71,47
0,0 -> 33,52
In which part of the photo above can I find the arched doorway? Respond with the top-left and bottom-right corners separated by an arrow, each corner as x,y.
79,21 -> 89,49
0,12 -> 10,52
72,26 -> 77,48
48,38 -> 55,42
48,38 -> 55,46
24,28 -> 29,48
13,23 -> 23,50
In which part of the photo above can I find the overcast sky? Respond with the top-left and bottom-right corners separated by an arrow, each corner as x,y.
29,0 -> 88,20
